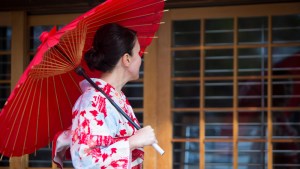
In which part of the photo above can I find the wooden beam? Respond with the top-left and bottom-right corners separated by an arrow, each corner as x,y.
166,0 -> 299,8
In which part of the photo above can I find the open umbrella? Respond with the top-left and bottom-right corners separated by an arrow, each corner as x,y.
0,0 -> 165,158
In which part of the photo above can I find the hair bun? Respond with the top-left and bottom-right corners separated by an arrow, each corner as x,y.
84,47 -> 98,70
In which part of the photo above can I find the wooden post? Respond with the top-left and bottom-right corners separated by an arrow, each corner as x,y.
156,12 -> 172,169
143,38 -> 159,168
9,11 -> 28,169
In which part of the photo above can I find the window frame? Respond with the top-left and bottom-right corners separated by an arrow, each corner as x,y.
156,2 -> 300,169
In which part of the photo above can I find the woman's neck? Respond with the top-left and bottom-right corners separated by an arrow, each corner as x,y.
100,70 -> 128,92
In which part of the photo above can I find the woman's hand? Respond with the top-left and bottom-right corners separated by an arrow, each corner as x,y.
128,125 -> 158,150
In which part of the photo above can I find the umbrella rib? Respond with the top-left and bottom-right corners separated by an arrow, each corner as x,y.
57,23 -> 86,68
59,75 -> 73,115
31,54 -> 68,77
87,0 -> 163,24
3,77 -> 34,130
66,22 -> 85,64
47,78 -> 50,146
5,78 -> 36,156
1,77 -> 32,124
34,60 -> 70,71
11,79 -> 36,154
34,78 -> 43,154
21,78 -> 39,155
53,45 -> 75,67
31,49 -> 78,78
52,76 -> 64,130
86,11 -> 163,32
55,21 -> 87,68
68,72 -> 82,94
86,0 -> 164,28
51,41 -> 80,69
87,0 -> 134,21
34,77 -> 48,152
126,22 -> 164,28
49,48 -> 75,67
47,45 -> 77,67
57,36 -> 75,66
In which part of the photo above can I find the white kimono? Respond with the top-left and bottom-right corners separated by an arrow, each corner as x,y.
53,78 -> 143,169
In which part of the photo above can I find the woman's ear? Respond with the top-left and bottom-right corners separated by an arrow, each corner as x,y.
122,53 -> 131,67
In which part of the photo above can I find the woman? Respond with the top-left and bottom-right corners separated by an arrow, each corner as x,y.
67,23 -> 158,168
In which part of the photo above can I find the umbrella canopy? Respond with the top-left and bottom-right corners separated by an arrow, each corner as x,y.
0,0 -> 164,157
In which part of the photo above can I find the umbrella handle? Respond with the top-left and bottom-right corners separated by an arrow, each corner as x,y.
152,143 -> 165,155
76,67 -> 165,155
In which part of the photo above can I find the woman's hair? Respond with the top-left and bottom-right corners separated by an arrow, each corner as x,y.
84,23 -> 137,72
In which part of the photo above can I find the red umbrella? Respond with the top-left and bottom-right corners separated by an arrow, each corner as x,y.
0,0 -> 165,157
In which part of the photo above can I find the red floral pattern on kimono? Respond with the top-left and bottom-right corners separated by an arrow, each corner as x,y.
70,78 -> 144,169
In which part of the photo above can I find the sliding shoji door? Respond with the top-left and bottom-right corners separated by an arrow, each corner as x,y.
156,2 -> 300,169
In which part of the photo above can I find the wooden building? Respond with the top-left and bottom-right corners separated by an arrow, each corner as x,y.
0,0 -> 300,168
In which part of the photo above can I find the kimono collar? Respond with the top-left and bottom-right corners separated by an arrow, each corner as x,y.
79,78 -> 126,99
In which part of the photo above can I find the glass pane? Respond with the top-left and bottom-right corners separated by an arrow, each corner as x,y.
239,111 -> 267,138
205,81 -> 233,107
29,25 -> 63,51
29,147 -> 52,167
173,81 -> 200,108
0,26 -> 11,166
135,112 -> 143,126
173,142 -> 199,169
272,111 -> 300,139
205,49 -> 233,77
205,142 -> 233,169
238,80 -> 267,107
0,155 -> 9,166
0,55 -> 11,80
123,81 -> 143,108
0,27 -> 11,50
29,145 -> 73,168
173,20 -> 200,47
272,47 -> 300,108
173,50 -> 200,77
272,47 -> 300,76
273,142 -> 300,168
272,14 -> 300,43
238,142 -> 267,169
206,111 -> 232,138
30,26 -> 54,50
173,112 -> 199,138
272,78 -> 300,107
0,83 -> 10,108
205,18 -> 233,45
238,48 -> 268,76
238,17 -> 268,44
